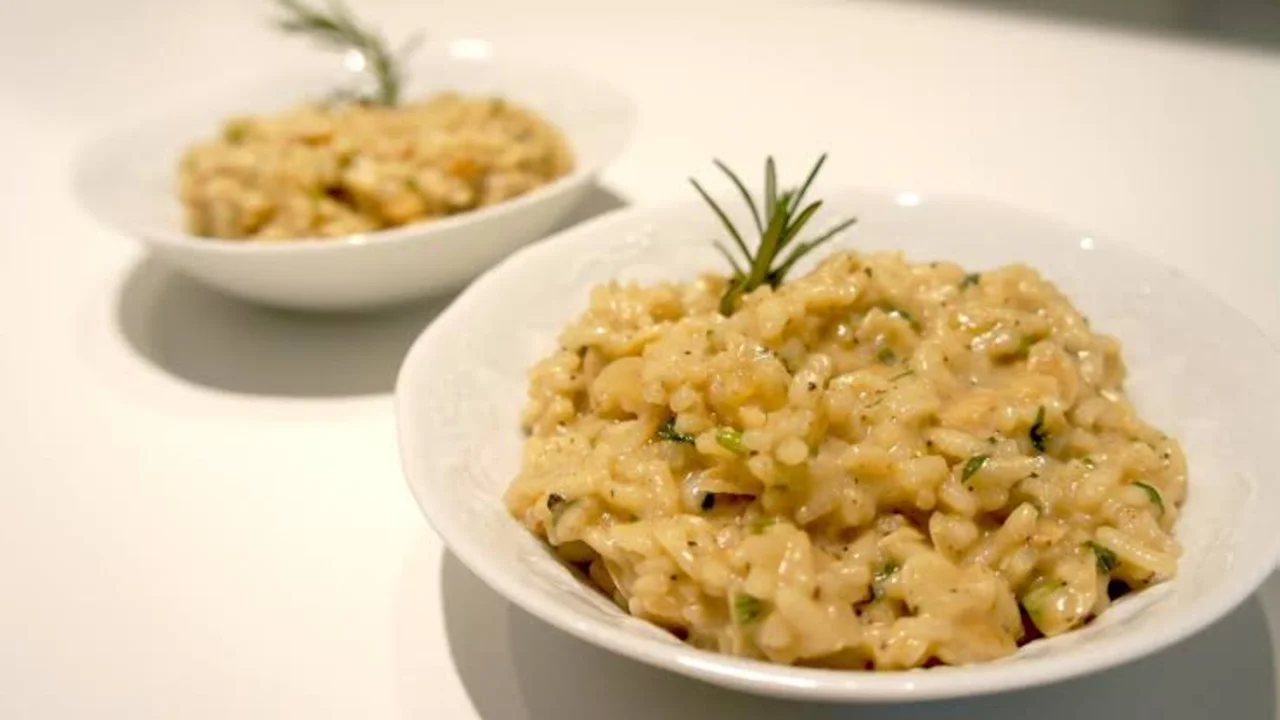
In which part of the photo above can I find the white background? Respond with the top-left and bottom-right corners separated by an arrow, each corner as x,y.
3,0 -> 1279,716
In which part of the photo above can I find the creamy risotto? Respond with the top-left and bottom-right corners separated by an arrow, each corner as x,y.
505,249 -> 1186,670
178,93 -> 573,240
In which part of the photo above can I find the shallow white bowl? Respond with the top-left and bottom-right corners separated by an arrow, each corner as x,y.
395,189 -> 1280,701
73,49 -> 634,311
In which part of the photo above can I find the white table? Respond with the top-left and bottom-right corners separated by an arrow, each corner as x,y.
3,0 -> 1279,716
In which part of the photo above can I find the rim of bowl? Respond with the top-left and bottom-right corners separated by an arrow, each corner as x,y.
71,53 -> 636,256
394,190 -> 1280,702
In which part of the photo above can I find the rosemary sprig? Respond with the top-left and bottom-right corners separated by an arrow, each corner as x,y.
272,0 -> 421,106
691,155 -> 857,315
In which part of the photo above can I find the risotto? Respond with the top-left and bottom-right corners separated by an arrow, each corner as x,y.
178,92 -> 573,240
504,249 -> 1186,670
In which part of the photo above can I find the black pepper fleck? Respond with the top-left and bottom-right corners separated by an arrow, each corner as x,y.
546,493 -> 566,511
807,382 -> 817,391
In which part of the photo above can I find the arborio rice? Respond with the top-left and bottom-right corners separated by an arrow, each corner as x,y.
505,250 -> 1186,670
178,92 -> 573,240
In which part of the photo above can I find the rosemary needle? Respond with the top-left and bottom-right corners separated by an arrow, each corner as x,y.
691,155 -> 858,315
272,0 -> 421,106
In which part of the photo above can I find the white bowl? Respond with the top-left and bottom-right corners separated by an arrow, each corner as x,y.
73,49 -> 634,311
394,189 -> 1280,701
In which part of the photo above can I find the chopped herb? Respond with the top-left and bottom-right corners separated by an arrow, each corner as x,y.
883,306 -> 916,326
1085,541 -> 1119,573
987,436 -> 999,445
1134,481 -> 1165,516
749,516 -> 777,533
732,593 -> 764,624
889,369 -> 915,381
960,273 -> 981,289
715,427 -> 748,455
656,417 -> 695,444
961,454 -> 990,482
1029,406 -> 1048,453
1021,579 -> 1062,625
872,561 -> 899,598
877,348 -> 897,364
1017,336 -> 1037,355
700,493 -> 717,511
223,122 -> 248,143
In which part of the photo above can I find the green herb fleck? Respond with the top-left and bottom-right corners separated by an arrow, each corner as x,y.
960,273 -> 981,289
877,347 -> 897,364
872,561 -> 899,598
1082,457 -> 1097,469
715,428 -> 748,455
1029,406 -> 1048,453
656,417 -> 695,445
749,516 -> 777,533
223,122 -> 248,143
1085,541 -> 1119,573
1133,481 -> 1165,516
883,305 -> 916,326
1021,579 -> 1062,625
961,454 -> 990,483
732,593 -> 764,625
1017,336 -> 1037,356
